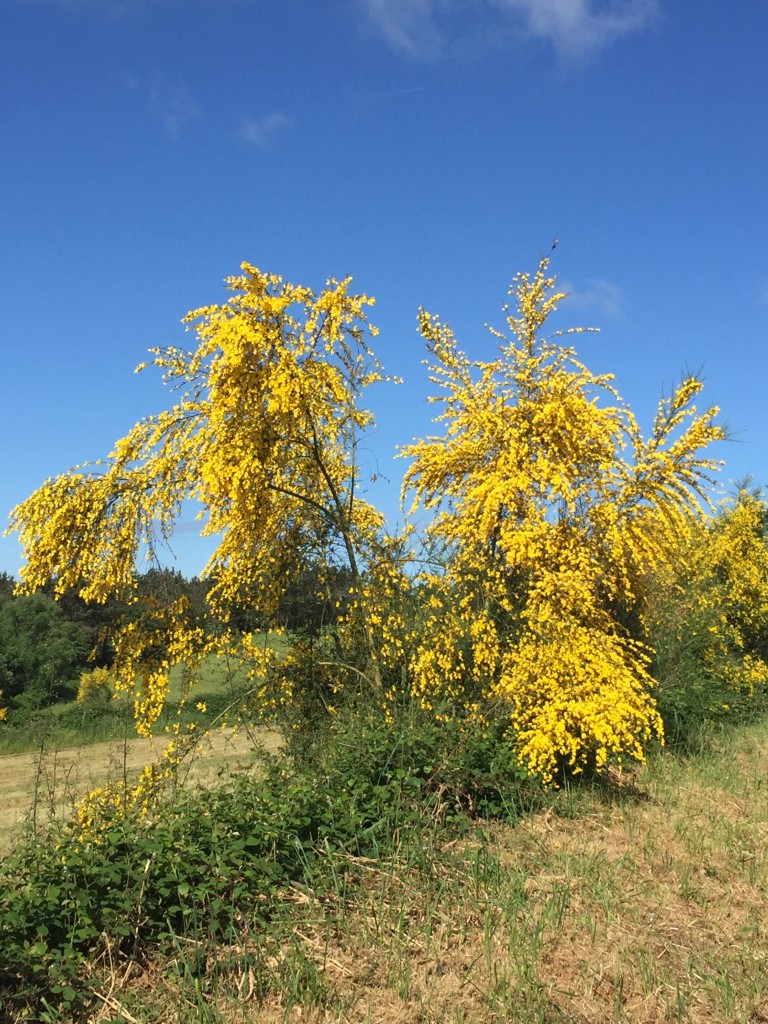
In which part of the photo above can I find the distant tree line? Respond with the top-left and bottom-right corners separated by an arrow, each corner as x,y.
0,565 -> 353,717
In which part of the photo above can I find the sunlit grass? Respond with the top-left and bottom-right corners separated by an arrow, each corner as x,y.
4,710 -> 768,1022
0,634 -> 289,756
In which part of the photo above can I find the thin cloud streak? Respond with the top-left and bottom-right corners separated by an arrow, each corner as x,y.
562,278 -> 625,317
238,112 -> 293,146
360,0 -> 659,60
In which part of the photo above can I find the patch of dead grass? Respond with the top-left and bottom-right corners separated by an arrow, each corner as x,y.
0,725 -> 281,846
14,718 -> 768,1023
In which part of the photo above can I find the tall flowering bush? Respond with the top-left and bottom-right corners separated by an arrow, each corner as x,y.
5,255 -> 746,791
649,489 -> 768,715
9,266 -> 395,735
401,257 -> 725,781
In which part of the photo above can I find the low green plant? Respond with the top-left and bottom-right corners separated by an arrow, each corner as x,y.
0,763 -> 319,1018
3,696 -> 517,1019
285,695 -> 541,831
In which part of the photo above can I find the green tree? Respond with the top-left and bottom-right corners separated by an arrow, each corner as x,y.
0,594 -> 88,711
0,572 -> 16,605
42,583 -> 126,668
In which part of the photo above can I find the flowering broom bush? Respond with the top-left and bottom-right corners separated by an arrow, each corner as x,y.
648,488 -> 768,739
401,256 -> 725,781
8,267 -> 395,733
5,253 -> 750,797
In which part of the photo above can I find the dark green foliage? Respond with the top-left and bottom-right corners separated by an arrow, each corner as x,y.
212,563 -> 354,635
276,564 -> 354,632
654,670 -> 768,754
0,758 -> 381,1016
41,582 -> 126,668
46,569 -> 211,668
291,699 -> 535,828
0,594 -> 88,711
0,571 -> 16,604
133,567 -> 211,636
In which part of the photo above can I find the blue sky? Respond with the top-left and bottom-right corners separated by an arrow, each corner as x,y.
2,0 -> 766,578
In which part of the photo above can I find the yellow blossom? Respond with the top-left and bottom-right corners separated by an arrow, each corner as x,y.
402,254 -> 724,781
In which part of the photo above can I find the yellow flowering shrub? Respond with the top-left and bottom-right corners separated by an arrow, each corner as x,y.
649,490 -> 768,699
402,256 -> 724,781
8,267 -> 395,729
7,266 -> 401,825
76,665 -> 114,703
4,256 -> 741,794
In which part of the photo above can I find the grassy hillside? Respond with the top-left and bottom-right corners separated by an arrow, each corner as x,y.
0,639 -> 287,756
3,710 -> 768,1023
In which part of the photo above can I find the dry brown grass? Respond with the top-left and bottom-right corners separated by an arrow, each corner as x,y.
0,725 -> 280,846
6,721 -> 768,1023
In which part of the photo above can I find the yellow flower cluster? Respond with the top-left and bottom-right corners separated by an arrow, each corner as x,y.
64,735 -> 186,848
402,256 -> 724,780
76,666 -> 114,703
649,490 -> 768,694
498,624 -> 660,781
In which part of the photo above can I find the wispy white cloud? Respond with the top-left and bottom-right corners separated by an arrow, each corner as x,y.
362,0 -> 447,58
146,73 -> 199,137
360,0 -> 659,60
238,112 -> 292,147
561,277 -> 625,317
498,0 -> 659,60
122,72 -> 199,137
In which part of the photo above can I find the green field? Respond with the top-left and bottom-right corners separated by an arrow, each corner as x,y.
0,635 -> 288,756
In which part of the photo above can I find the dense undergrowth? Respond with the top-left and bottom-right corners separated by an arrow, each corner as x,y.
0,702 -> 537,1021
4,692 -> 768,1024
